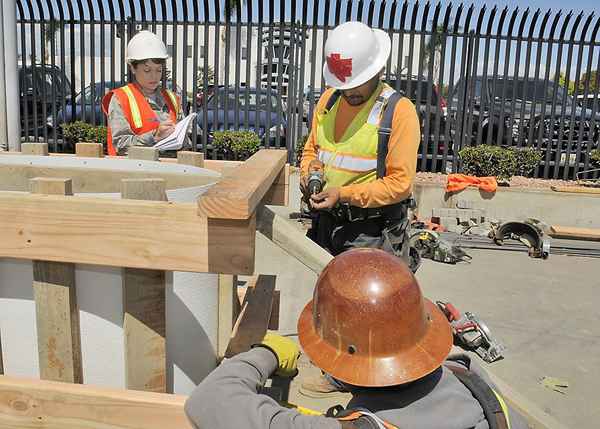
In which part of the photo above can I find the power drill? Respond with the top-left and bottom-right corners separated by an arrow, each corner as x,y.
307,170 -> 324,196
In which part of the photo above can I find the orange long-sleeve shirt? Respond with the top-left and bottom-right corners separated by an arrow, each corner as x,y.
300,88 -> 421,208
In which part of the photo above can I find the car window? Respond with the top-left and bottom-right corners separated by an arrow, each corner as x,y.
210,90 -> 279,110
386,79 -> 438,104
488,79 -> 572,105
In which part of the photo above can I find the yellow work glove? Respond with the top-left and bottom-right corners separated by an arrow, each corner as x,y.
254,333 -> 300,378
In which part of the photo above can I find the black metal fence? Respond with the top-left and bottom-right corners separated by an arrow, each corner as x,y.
15,0 -> 600,179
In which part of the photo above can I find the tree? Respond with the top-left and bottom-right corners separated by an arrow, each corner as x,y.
197,65 -> 215,88
579,70 -> 598,94
43,19 -> 64,62
555,73 -> 576,96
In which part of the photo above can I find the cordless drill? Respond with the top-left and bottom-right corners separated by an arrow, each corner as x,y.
307,170 -> 324,196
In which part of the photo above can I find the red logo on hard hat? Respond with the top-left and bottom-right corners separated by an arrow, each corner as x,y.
327,53 -> 353,82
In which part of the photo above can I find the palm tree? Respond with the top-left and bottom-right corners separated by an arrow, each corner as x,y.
422,25 -> 447,84
43,19 -> 64,62
219,0 -> 246,84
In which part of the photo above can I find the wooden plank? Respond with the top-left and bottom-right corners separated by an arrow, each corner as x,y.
198,149 -> 287,219
30,177 -> 73,195
256,205 -> 333,274
268,290 -> 281,331
121,179 -> 167,393
30,178 -> 83,384
549,225 -> 600,241
206,216 -> 256,275
177,151 -> 204,168
551,185 -> 600,194
128,146 -> 159,161
0,334 -> 4,375
21,143 -> 48,156
121,179 -> 167,202
0,375 -> 193,429
217,274 -> 240,359
0,161 -> 217,193
263,163 -> 290,206
0,193 -> 253,274
224,274 -> 276,358
32,261 -> 82,384
75,143 -> 104,158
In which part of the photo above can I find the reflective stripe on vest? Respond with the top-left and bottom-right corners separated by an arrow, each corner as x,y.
315,83 -> 396,189
163,89 -> 180,116
318,149 -> 377,173
120,85 -> 144,129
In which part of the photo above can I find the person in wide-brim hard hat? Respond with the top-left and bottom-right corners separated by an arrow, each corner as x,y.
102,30 -> 186,156
184,249 -> 528,429
300,21 -> 421,271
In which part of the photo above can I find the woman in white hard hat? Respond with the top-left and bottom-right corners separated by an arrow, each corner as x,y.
102,30 -> 184,156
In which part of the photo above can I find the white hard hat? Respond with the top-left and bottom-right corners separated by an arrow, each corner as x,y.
323,21 -> 391,90
126,30 -> 169,62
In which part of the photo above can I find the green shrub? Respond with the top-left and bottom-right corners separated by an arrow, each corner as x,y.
61,121 -> 107,146
295,134 -> 309,166
591,149 -> 600,166
458,145 -> 542,180
212,130 -> 261,160
509,147 -> 543,177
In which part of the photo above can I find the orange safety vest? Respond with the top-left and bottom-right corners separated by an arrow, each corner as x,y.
101,83 -> 180,156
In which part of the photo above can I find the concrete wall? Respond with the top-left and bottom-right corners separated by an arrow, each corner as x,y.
414,183 -> 600,228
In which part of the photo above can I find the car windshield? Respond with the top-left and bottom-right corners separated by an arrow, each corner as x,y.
489,79 -> 572,105
210,90 -> 279,110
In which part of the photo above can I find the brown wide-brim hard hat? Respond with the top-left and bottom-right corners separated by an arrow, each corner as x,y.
298,248 -> 453,388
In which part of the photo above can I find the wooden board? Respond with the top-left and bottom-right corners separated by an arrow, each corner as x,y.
217,274 -> 240,359
198,149 -> 287,219
122,179 -> 167,393
256,205 -> 333,274
128,147 -> 159,161
549,225 -> 600,241
0,375 -> 193,429
0,163 -> 217,193
0,193 -> 254,274
0,334 -> 4,375
21,143 -> 48,156
551,185 -> 600,194
177,151 -> 204,168
263,163 -> 290,206
30,178 -> 83,384
224,275 -> 276,358
75,143 -> 104,158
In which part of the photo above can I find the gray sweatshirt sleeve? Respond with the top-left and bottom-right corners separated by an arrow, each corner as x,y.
107,96 -> 156,155
184,348 -> 341,429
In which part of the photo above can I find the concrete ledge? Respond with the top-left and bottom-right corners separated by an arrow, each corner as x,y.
414,183 -> 600,228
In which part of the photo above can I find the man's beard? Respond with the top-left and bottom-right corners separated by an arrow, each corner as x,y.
343,93 -> 366,106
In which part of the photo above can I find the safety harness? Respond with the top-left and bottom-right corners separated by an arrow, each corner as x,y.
320,357 -> 510,429
321,88 -> 414,224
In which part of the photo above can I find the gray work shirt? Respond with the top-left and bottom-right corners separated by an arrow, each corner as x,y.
184,348 -> 529,429
107,88 -> 187,155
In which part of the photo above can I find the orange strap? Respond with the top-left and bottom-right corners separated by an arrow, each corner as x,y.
446,173 -> 498,194
101,84 -> 179,156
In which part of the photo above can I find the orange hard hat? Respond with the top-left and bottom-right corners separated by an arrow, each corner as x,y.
298,248 -> 452,387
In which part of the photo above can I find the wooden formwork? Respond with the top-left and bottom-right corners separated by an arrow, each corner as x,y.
0,143 -> 287,428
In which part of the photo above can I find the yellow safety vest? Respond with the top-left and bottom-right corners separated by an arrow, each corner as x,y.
316,83 -> 396,190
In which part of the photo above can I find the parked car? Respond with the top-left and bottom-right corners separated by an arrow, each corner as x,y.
450,76 -> 600,166
575,92 -> 600,111
196,86 -> 287,147
19,64 -> 72,136
386,76 -> 451,161
299,87 -> 322,122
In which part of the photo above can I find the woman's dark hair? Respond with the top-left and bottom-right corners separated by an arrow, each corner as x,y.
129,58 -> 166,68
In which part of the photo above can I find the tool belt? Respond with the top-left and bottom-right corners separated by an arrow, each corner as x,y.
331,197 -> 414,224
